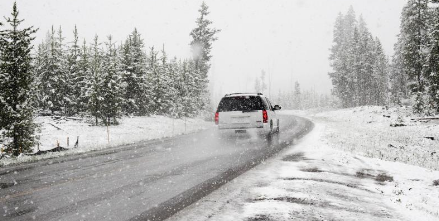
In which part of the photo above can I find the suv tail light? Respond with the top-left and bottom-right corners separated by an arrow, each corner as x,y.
262,110 -> 268,123
215,112 -> 219,125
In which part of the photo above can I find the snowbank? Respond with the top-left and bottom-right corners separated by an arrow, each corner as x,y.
0,115 -> 212,166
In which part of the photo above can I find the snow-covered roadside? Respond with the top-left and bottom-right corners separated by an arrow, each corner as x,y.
167,118 -> 439,221
294,106 -> 439,170
0,115 -> 212,166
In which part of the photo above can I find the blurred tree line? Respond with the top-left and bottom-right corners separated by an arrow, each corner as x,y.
329,1 -> 439,115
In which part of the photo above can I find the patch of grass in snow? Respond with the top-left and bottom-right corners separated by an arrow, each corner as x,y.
253,196 -> 314,205
300,167 -> 323,173
433,180 -> 439,186
246,214 -> 273,221
375,173 -> 394,182
282,152 -> 307,162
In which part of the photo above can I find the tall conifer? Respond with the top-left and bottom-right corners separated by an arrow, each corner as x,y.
0,2 -> 37,155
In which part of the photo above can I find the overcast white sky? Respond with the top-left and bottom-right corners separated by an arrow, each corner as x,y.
0,0 -> 407,103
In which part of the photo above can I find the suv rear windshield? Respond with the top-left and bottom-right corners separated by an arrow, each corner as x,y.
217,96 -> 265,112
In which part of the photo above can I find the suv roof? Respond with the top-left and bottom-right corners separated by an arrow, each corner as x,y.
224,93 -> 264,97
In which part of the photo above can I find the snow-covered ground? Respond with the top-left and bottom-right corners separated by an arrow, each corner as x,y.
306,106 -> 439,170
0,115 -> 211,166
168,108 -> 439,221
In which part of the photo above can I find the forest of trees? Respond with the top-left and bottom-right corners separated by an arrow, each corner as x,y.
329,7 -> 389,108
329,1 -> 439,115
0,2 -> 219,155
391,0 -> 439,114
274,81 -> 339,110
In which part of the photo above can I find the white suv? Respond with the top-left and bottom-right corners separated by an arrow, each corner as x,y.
215,93 -> 281,137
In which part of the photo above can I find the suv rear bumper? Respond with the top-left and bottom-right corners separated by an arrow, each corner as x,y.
217,123 -> 271,135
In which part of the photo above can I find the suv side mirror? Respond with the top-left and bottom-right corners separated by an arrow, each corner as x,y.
273,105 -> 281,110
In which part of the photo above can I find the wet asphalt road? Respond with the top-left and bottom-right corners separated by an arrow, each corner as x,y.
0,113 -> 313,221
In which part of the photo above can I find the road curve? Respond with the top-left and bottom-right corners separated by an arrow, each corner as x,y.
0,113 -> 313,221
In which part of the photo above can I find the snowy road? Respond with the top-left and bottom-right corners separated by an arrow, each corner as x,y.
0,113 -> 313,221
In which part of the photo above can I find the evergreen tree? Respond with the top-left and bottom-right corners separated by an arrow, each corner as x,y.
179,59 -> 197,117
147,46 -> 162,114
167,57 -> 182,118
399,0 -> 430,113
157,46 -> 175,115
77,39 -> 90,114
0,2 -> 38,155
426,2 -> 439,112
67,25 -> 84,115
87,35 -> 103,125
293,81 -> 301,109
329,7 -> 389,108
33,41 -> 46,110
189,1 -> 220,111
56,27 -> 71,116
329,8 -> 357,107
100,35 -> 122,124
37,26 -> 66,114
372,39 -> 389,105
260,70 -> 267,94
355,17 -> 378,106
120,29 -> 149,115
390,35 -> 410,105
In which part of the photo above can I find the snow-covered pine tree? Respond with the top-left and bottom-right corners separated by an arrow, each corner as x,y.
67,25 -> 84,115
87,35 -> 103,125
350,27 -> 361,107
168,57 -> 182,118
189,2 -> 220,112
77,39 -> 90,114
329,8 -> 357,107
179,59 -> 197,117
56,27 -> 72,116
330,7 -> 389,108
189,59 -> 208,115
390,35 -> 410,105
147,46 -> 163,115
426,1 -> 439,112
33,42 -> 46,111
293,81 -> 301,110
399,0 -> 430,113
100,35 -> 122,125
372,38 -> 389,106
328,13 -> 344,101
157,46 -> 175,115
356,17 -> 376,105
0,2 -> 38,155
120,29 -> 149,115
37,26 -> 67,115
260,70 -> 268,94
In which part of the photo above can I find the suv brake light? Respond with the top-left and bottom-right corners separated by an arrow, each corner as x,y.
262,110 -> 268,123
215,112 -> 219,125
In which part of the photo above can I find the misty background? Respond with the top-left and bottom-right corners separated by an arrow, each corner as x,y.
0,0 -> 406,105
